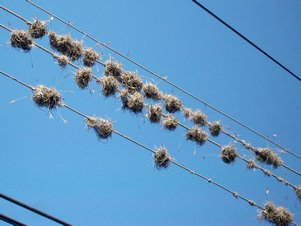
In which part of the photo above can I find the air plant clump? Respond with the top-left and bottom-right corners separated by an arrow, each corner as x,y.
142,83 -> 162,100
182,108 -> 193,119
74,67 -> 93,89
28,19 -> 47,39
32,85 -> 61,109
259,202 -> 293,226
53,54 -> 69,68
67,40 -> 83,61
120,71 -> 143,92
153,147 -> 171,170
220,145 -> 237,164
254,148 -> 282,168
247,160 -> 256,169
295,186 -> 301,199
97,76 -> 118,97
186,127 -> 208,146
263,170 -> 272,177
82,48 -> 100,67
209,121 -> 222,137
85,117 -> 113,139
10,30 -> 33,52
104,59 -> 123,79
162,114 -> 178,131
147,104 -> 162,123
120,90 -> 144,113
191,110 -> 207,126
163,94 -> 182,113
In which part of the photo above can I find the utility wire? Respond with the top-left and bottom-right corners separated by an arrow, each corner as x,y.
19,1 -> 301,160
0,213 -> 27,226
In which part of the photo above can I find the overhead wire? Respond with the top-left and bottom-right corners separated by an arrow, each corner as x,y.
0,213 -> 27,226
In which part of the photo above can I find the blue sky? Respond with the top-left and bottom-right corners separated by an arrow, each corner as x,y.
0,0 -> 300,225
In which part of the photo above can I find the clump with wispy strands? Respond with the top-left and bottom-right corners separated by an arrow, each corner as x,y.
186,127 -> 208,145
254,148 -> 282,168
147,104 -> 162,123
142,83 -> 162,100
53,54 -> 69,68
74,67 -> 93,89
68,40 -> 83,61
182,107 -> 193,119
162,114 -> 178,131
220,145 -> 237,164
104,59 -> 123,79
153,147 -> 171,170
209,121 -> 222,137
86,117 -> 113,139
28,19 -> 47,39
191,110 -> 207,126
10,30 -> 33,52
82,48 -> 100,67
259,202 -> 293,226
120,71 -> 143,92
119,90 -> 144,113
163,94 -> 182,113
295,186 -> 301,199
97,76 -> 118,97
32,85 -> 61,109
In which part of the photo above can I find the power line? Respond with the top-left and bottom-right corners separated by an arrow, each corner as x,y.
192,0 -> 301,82
20,1 -> 301,160
0,213 -> 27,226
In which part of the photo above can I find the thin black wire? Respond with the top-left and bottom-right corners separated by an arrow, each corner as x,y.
21,1 -> 301,160
192,0 -> 301,82
0,213 -> 27,226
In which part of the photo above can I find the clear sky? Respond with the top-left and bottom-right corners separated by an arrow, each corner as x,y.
0,0 -> 300,225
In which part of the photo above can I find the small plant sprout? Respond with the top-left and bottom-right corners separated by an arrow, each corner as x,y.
186,127 -> 208,146
247,160 -> 256,169
259,202 -> 293,226
10,30 -> 33,52
191,110 -> 207,126
163,94 -> 182,113
28,19 -> 47,39
162,114 -> 178,131
119,90 -> 144,113
153,147 -> 171,170
53,54 -> 69,68
240,140 -> 252,149
254,148 -> 282,168
209,121 -> 222,137
182,107 -> 193,119
82,48 -> 100,67
295,186 -> 301,199
120,71 -> 143,92
147,104 -> 162,123
142,83 -> 162,100
74,67 -> 93,89
220,145 -> 237,164
104,59 -> 123,79
32,85 -> 61,109
97,76 -> 118,97
85,116 -> 113,139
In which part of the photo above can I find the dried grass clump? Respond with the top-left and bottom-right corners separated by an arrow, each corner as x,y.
28,20 -> 47,39
142,83 -> 162,100
209,121 -> 222,137
162,114 -> 178,131
120,90 -> 144,113
153,147 -> 171,170
259,202 -> 293,226
254,148 -> 282,168
147,104 -> 162,123
186,127 -> 208,145
82,48 -> 100,67
97,76 -> 118,97
164,94 -> 182,113
247,160 -> 256,169
120,71 -> 142,92
104,60 -> 123,78
68,40 -> 83,61
54,54 -> 69,68
220,145 -> 237,164
191,110 -> 207,126
182,108 -> 193,119
74,67 -> 93,89
295,186 -> 301,199
10,30 -> 33,52
86,117 -> 113,139
32,85 -> 61,109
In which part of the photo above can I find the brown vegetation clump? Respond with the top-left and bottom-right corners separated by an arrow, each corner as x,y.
53,54 -> 69,68
209,121 -> 222,137
120,90 -> 144,113
28,20 -> 47,39
68,40 -> 83,61
163,94 -> 182,113
220,145 -> 237,164
86,117 -> 113,139
10,30 -> 33,52
182,108 -> 193,119
74,67 -> 93,89
82,48 -> 100,67
142,83 -> 162,100
153,147 -> 171,170
254,148 -> 282,168
295,186 -> 301,199
191,110 -> 207,126
259,202 -> 293,226
186,127 -> 208,146
147,104 -> 162,123
162,114 -> 178,131
120,71 -> 143,92
104,59 -> 123,79
247,160 -> 256,169
32,85 -> 61,109
97,76 -> 118,97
